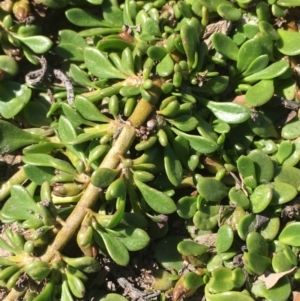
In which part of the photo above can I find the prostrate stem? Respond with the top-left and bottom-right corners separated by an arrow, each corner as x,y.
41,124 -> 136,262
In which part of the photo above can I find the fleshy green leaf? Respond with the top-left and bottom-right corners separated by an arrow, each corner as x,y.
156,54 -> 174,77
207,101 -> 251,124
217,3 -> 242,21
197,177 -> 229,203
0,120 -> 41,154
248,111 -> 279,138
237,37 -> 265,72
69,64 -> 95,87
97,230 -> 129,266
0,81 -> 31,119
135,179 -> 176,214
115,227 -> 150,251
66,8 -> 111,27
171,127 -> 219,154
84,47 -> 126,79
13,35 -> 53,54
24,101 -> 51,127
281,120 -> 300,140
91,168 -> 119,188
216,225 -> 234,254
24,165 -> 55,185
276,28 -> 300,56
155,235 -> 185,271
22,154 -> 77,175
249,184 -> 273,213
193,204 -> 219,230
0,55 -> 19,79
194,76 -> 229,95
270,182 -> 297,205
245,80 -> 274,107
212,33 -> 239,60
243,60 -> 290,82
279,222 -> 300,246
164,144 -> 182,187
247,149 -> 275,183
56,30 -> 88,61
177,196 -> 197,219
74,95 -> 111,123
274,166 -> 300,189
242,54 -> 269,77
1,185 -> 41,220
166,115 -> 198,132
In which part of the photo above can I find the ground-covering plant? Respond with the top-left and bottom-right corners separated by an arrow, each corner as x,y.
0,0 -> 300,300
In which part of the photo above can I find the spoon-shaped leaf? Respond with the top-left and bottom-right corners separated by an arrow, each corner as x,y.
217,3 -> 242,21
279,222 -> 300,246
250,184 -> 273,213
22,154 -> 77,175
1,185 -> 41,220
212,33 -> 239,60
247,149 -> 274,183
56,30 -> 88,61
115,227 -> 150,251
246,232 -> 268,256
0,120 -> 41,154
193,76 -> 229,95
0,81 -> 31,119
135,179 -> 176,214
245,79 -> 274,107
171,127 -> 219,154
270,182 -> 297,205
281,120 -> 300,140
13,35 -> 53,54
274,166 -> 300,189
91,168 -> 119,188
166,115 -> 199,132
248,111 -> 279,138
74,95 -> 111,122
155,235 -> 185,271
84,47 -> 127,79
69,64 -> 95,87
243,60 -> 290,82
24,165 -> 55,185
197,177 -> 229,203
276,28 -> 300,56
0,55 -> 19,79
237,37 -> 266,72
97,230 -> 129,266
242,54 -> 269,77
156,54 -> 174,77
216,225 -> 234,254
164,144 -> 182,187
66,8 -> 112,27
205,100 -> 251,124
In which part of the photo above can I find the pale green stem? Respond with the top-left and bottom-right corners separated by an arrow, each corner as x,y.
3,287 -> 26,301
41,124 -> 136,262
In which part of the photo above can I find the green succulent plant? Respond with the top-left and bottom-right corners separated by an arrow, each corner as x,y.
0,0 -> 300,300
